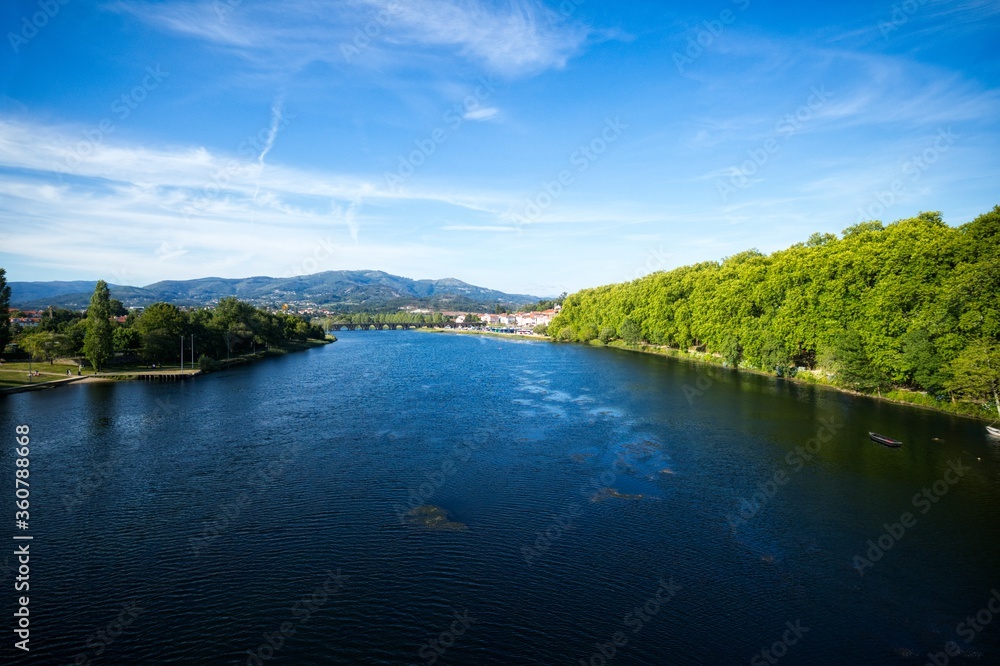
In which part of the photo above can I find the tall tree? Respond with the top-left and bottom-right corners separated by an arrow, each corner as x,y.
0,268 -> 10,353
83,280 -> 114,371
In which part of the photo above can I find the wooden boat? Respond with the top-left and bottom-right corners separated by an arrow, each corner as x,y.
869,432 -> 902,448
987,425 -> 1000,439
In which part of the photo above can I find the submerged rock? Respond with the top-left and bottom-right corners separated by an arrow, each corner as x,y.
404,505 -> 468,531
591,487 -> 645,502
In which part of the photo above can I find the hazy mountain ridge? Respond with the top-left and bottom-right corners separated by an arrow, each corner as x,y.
9,271 -> 541,312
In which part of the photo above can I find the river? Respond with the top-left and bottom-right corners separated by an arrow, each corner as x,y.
2,331 -> 998,664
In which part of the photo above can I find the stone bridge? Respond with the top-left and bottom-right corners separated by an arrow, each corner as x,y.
329,322 -> 460,331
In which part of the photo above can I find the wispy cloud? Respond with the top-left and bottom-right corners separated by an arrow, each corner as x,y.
257,96 -> 284,166
463,107 -> 500,121
154,241 -> 188,261
0,116 -> 641,283
0,117 -> 489,280
682,34 -> 1000,147
356,0 -> 590,75
0,118 -> 507,214
121,0 -> 593,78
441,224 -> 519,232
252,95 -> 284,203
827,0 -> 1000,46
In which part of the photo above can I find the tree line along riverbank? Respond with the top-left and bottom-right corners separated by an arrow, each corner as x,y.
546,207 -> 1000,421
0,277 -> 333,391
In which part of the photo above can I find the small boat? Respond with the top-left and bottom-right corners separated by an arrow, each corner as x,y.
869,432 -> 902,448
987,426 -> 1000,439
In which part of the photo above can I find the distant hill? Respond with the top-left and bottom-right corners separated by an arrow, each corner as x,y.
8,271 -> 542,313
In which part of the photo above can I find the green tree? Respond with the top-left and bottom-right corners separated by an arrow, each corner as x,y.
722,335 -> 743,367
946,339 -> 1000,418
109,298 -> 128,317
213,297 -> 259,355
619,317 -> 641,345
38,308 -> 84,333
579,323 -> 599,343
64,319 -> 87,355
759,336 -> 789,375
18,331 -> 74,364
136,302 -> 187,364
0,268 -> 10,353
900,328 -> 946,393
82,280 -> 113,371
824,329 -> 891,394
113,326 -> 141,353
532,293 -> 567,311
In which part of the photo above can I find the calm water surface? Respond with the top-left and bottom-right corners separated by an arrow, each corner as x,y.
2,331 -> 999,664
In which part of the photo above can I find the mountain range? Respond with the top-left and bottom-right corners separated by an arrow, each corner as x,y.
8,271 -> 542,313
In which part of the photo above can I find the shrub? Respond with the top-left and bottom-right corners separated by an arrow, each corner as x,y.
198,354 -> 221,372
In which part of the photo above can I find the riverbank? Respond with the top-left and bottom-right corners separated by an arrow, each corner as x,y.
416,328 -> 547,341
593,339 -> 995,422
0,338 -> 334,395
427,327 -> 994,422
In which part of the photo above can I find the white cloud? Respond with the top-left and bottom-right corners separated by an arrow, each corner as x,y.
441,224 -> 518,232
122,0 -> 592,78
357,0 -> 589,75
463,107 -> 500,121
0,116 -> 669,286
0,117 -> 503,282
154,241 -> 189,261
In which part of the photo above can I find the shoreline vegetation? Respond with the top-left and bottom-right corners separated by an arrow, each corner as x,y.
0,275 -> 337,394
542,207 -> 1000,423
0,338 -> 334,394
584,339 -> 994,422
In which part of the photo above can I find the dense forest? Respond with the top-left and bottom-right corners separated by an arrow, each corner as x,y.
548,207 -> 1000,416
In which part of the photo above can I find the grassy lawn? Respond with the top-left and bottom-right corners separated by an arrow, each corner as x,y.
0,360 -> 94,389
0,339 -> 333,389
0,359 -> 196,389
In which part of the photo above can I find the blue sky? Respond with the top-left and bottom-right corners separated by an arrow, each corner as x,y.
1,0 -> 998,297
